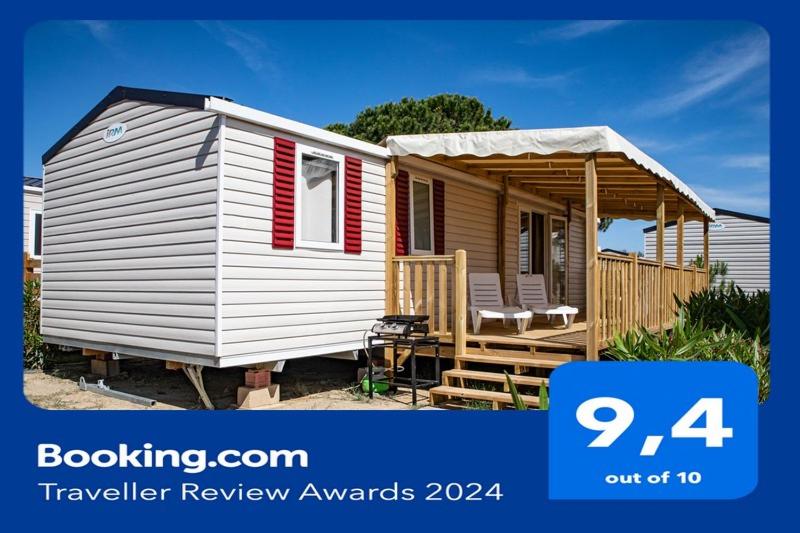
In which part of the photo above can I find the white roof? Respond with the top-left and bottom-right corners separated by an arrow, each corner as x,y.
205,97 -> 391,160
386,126 -> 714,219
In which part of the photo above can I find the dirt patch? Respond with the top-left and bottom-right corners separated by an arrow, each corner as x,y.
23,354 -> 431,411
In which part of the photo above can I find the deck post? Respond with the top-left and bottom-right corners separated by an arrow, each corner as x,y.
384,157 -> 398,370
630,252 -> 639,327
497,176 -> 509,298
585,154 -> 600,361
656,183 -> 665,328
385,156 -> 398,315
453,249 -> 468,356
676,201 -> 685,300
703,216 -> 710,287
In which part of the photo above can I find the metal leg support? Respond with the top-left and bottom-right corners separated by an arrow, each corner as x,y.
182,364 -> 215,410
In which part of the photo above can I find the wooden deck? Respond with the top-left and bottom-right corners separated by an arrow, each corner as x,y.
466,314 -> 595,351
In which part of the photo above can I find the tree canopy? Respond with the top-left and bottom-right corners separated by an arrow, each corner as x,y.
325,94 -> 512,144
328,94 -> 612,231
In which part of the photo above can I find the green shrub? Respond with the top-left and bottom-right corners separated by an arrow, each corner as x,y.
23,280 -> 52,370
606,311 -> 770,403
691,255 -> 729,286
504,371 -> 549,411
677,285 -> 769,344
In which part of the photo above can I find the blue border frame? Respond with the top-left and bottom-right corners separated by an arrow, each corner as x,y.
2,3 -> 793,530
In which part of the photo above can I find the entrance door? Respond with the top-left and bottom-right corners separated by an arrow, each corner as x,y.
520,210 -> 569,305
519,211 -> 546,276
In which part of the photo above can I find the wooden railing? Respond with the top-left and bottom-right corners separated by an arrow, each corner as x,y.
23,252 -> 41,282
598,252 -> 707,339
389,250 -> 467,352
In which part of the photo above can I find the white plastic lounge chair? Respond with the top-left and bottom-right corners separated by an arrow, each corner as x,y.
469,273 -> 532,335
516,274 -> 579,328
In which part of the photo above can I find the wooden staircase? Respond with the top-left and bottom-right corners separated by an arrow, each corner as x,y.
428,349 -> 577,410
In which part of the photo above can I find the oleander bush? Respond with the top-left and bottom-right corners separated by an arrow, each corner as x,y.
677,285 -> 770,345
606,310 -> 770,403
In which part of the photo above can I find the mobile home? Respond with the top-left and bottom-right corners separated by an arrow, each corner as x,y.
40,86 -> 716,407
24,176 -> 43,258
643,208 -> 770,292
41,87 -> 389,369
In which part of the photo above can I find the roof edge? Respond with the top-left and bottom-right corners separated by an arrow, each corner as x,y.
642,207 -> 770,232
386,126 -> 715,219
41,86 -> 225,165
206,97 -> 390,159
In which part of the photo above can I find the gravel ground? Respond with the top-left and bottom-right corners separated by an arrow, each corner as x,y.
23,353 -> 432,411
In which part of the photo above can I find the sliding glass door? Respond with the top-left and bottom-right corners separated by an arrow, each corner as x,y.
519,210 -> 569,305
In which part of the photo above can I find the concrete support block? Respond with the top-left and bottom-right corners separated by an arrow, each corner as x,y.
237,385 -> 280,409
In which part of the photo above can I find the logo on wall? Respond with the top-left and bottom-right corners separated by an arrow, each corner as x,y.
709,222 -> 726,230
103,122 -> 127,143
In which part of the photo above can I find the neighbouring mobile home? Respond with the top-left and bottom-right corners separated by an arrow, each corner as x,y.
40,86 -> 718,406
643,208 -> 770,292
24,176 -> 43,258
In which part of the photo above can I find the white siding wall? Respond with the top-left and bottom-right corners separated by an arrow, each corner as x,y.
644,212 -> 770,292
41,100 -> 220,361
23,188 -> 42,254
220,118 -> 386,362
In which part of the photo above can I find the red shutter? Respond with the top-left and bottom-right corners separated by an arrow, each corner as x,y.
395,170 -> 410,256
344,156 -> 362,254
272,137 -> 296,249
433,179 -> 445,255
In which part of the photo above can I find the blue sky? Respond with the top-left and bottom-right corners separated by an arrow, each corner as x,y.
24,20 -> 769,251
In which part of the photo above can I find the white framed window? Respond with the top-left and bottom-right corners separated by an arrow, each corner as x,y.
28,210 -> 42,259
409,176 -> 434,255
294,143 -> 345,251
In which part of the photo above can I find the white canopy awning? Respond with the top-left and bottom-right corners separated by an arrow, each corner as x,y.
386,126 -> 714,219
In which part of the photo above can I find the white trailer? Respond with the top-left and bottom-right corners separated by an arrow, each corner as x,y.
41,86 -> 389,369
643,208 -> 770,292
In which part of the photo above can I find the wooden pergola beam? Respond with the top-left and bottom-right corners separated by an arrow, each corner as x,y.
656,183 -> 666,327
703,217 -> 711,284
677,201 -> 685,296
585,154 -> 599,361
498,177 -> 509,293
656,183 -> 665,264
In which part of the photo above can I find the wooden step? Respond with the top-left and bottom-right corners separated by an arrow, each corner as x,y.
443,369 -> 548,387
464,346 -> 586,363
429,385 -> 540,409
465,346 -> 581,362
455,353 -> 567,369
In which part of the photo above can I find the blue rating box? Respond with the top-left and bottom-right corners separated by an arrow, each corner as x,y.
549,362 -> 758,500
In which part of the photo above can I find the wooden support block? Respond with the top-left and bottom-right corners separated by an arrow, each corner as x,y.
166,361 -> 185,371
83,348 -> 111,359
91,359 -> 120,377
237,385 -> 281,409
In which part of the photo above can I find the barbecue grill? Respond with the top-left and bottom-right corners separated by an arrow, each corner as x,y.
366,315 -> 441,405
